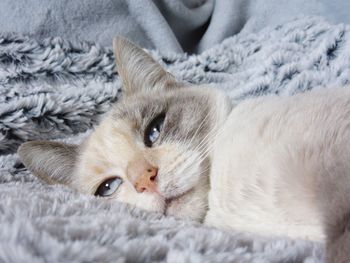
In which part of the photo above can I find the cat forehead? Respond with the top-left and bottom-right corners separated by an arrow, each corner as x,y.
112,88 -> 210,121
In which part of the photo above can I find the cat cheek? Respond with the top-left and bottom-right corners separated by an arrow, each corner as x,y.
159,159 -> 202,198
135,194 -> 165,213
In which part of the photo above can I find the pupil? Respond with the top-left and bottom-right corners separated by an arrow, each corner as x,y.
144,113 -> 165,147
150,127 -> 159,141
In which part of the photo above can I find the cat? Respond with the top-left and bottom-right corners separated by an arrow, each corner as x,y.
18,37 -> 350,263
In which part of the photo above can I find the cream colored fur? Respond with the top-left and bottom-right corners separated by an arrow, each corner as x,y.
206,87 -> 350,242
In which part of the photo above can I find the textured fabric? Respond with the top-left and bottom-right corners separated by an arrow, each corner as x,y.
2,16 -> 350,261
2,17 -> 350,154
0,0 -> 350,53
0,155 -> 324,262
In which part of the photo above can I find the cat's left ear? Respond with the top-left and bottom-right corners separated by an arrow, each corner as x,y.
113,37 -> 182,96
17,141 -> 78,187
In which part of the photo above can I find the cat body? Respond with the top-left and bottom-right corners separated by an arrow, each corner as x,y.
207,87 -> 350,241
18,38 -> 350,262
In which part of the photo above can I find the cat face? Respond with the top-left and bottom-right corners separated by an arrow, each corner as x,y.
18,38 -> 231,221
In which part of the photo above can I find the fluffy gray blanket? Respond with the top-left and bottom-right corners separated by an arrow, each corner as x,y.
2,16 -> 350,262
0,0 -> 350,54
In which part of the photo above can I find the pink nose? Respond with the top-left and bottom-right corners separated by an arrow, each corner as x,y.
134,166 -> 158,193
127,158 -> 159,193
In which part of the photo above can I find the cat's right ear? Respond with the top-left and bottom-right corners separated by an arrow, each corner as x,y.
17,141 -> 78,187
113,37 -> 181,96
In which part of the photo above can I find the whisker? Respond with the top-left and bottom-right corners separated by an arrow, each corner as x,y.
186,112 -> 211,146
159,103 -> 229,183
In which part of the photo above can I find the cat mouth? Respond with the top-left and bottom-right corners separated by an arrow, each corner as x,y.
164,190 -> 188,204
164,196 -> 178,205
163,188 -> 193,214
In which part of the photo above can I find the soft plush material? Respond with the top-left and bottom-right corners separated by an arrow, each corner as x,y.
0,0 -> 350,53
2,16 -> 350,261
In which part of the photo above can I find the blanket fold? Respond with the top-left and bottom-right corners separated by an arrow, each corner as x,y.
0,0 -> 350,53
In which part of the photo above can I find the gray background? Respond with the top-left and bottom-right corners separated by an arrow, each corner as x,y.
0,0 -> 350,53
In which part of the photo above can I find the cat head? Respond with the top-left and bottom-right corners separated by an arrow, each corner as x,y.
18,37 -> 231,221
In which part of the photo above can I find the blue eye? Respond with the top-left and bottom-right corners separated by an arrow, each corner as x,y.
149,127 -> 160,143
145,114 -> 165,147
95,177 -> 122,197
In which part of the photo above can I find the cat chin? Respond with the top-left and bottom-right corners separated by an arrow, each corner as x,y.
158,160 -> 210,221
164,191 -> 192,215
158,185 -> 192,202
136,187 -> 196,217
163,186 -> 208,222
164,188 -> 193,208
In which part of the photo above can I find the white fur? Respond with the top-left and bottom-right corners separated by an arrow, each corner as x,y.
206,87 -> 350,242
